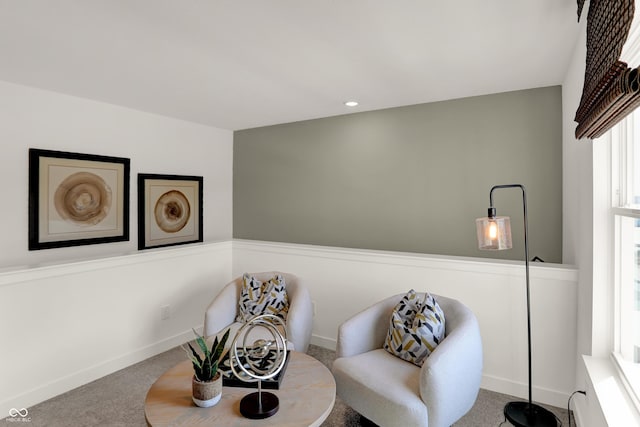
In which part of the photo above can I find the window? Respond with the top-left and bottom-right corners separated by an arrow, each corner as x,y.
611,107 -> 640,404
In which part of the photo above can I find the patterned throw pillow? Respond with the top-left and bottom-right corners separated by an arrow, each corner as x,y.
383,289 -> 446,367
236,273 -> 290,322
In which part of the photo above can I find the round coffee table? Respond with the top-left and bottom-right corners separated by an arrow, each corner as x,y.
145,351 -> 336,426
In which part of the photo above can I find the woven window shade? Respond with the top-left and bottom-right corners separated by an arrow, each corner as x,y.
575,0 -> 639,139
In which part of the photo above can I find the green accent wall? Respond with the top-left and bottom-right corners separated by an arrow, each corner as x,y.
233,86 -> 562,262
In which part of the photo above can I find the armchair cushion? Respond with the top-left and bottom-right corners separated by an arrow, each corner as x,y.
383,290 -> 445,366
236,273 -> 289,322
332,349 -> 427,427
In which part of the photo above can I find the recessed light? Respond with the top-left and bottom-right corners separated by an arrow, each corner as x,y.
344,101 -> 359,107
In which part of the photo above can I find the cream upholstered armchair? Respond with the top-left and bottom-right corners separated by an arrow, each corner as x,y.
203,271 -> 313,353
332,292 -> 482,427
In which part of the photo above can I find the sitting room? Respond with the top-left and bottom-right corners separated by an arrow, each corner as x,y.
0,1 -> 637,426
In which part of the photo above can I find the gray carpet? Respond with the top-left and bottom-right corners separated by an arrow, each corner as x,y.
7,344 -> 570,426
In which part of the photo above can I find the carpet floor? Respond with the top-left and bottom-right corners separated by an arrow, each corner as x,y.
7,344 -> 570,426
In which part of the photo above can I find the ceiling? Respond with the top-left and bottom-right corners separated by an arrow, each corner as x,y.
0,1 -> 582,131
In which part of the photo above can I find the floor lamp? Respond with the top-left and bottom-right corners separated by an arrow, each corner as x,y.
475,184 -> 557,427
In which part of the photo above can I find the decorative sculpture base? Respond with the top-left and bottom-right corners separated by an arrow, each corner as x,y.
504,401 -> 557,427
239,391 -> 279,419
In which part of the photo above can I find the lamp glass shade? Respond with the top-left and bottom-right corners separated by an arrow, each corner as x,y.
476,216 -> 512,250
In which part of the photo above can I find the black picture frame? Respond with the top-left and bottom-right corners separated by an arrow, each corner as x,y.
28,148 -> 130,250
137,173 -> 203,250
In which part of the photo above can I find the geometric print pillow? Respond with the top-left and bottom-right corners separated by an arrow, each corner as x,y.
236,273 -> 290,323
383,289 -> 446,367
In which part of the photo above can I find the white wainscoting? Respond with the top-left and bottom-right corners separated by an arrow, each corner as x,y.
0,241 -> 232,417
0,239 -> 578,415
232,239 -> 579,408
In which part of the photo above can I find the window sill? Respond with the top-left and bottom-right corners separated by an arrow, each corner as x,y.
612,353 -> 640,409
580,355 -> 640,426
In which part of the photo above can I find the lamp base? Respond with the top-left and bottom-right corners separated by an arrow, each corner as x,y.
504,401 -> 557,427
239,391 -> 279,419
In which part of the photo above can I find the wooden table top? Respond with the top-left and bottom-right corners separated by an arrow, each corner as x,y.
144,351 -> 336,427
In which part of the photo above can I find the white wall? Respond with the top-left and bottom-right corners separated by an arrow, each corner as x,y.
232,239 -> 578,408
0,80 -> 235,416
562,10 -> 587,268
0,242 -> 233,416
0,80 -> 233,269
561,18 -> 602,425
560,13 -> 635,427
562,9 -> 594,364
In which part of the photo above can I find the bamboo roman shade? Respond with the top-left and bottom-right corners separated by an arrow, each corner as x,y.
575,0 -> 639,139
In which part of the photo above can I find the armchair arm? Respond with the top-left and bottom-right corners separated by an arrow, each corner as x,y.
203,280 -> 240,337
336,294 -> 401,358
419,297 -> 483,427
283,277 -> 313,353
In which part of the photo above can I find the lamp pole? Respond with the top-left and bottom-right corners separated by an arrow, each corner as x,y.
489,184 -> 532,408
481,184 -> 557,427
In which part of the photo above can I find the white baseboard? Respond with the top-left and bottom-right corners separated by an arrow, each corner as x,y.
311,334 -> 337,351
2,329 -> 574,419
572,394 -> 588,427
0,329 -> 194,417
481,374 -> 569,409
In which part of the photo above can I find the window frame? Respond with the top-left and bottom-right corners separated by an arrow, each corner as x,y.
610,110 -> 640,410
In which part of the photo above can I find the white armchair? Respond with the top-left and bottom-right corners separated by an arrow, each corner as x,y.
203,271 -> 313,353
332,292 -> 482,427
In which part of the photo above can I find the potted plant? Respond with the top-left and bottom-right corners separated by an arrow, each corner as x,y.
183,328 -> 230,407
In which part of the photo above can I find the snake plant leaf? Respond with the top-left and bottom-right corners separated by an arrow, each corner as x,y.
194,334 -> 209,357
186,342 -> 204,367
191,361 -> 204,381
212,329 -> 230,362
201,358 -> 212,381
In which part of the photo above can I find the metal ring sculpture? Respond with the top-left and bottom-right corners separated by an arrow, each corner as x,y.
230,314 -> 287,382
229,314 -> 288,419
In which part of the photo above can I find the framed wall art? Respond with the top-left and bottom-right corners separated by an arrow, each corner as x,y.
138,174 -> 203,250
28,148 -> 130,250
